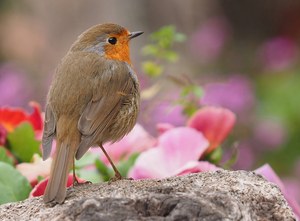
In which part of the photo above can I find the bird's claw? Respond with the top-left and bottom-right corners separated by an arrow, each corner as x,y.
73,179 -> 92,187
108,173 -> 133,184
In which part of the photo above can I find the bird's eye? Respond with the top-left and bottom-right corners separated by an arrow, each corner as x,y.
108,37 -> 117,45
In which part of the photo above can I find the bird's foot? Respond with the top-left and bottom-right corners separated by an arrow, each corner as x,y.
73,176 -> 92,187
108,173 -> 133,184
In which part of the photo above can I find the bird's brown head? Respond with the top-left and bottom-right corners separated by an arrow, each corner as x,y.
70,23 -> 143,64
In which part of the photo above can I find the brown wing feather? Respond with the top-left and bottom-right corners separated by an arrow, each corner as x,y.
42,104 -> 56,160
76,62 -> 134,160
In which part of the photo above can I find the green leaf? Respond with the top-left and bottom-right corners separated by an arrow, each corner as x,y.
181,85 -> 203,98
95,159 -> 112,181
151,26 -> 176,49
162,51 -> 179,62
151,26 -> 175,39
7,123 -> 41,162
178,85 -> 203,117
174,33 -> 186,42
141,25 -> 186,77
117,153 -> 139,178
222,145 -> 238,169
75,151 -> 102,183
142,45 -> 160,57
76,168 -> 102,183
0,147 -> 14,166
206,147 -> 223,164
75,151 -> 98,169
150,26 -> 186,49
0,161 -> 32,204
142,61 -> 163,77
151,26 -> 173,46
192,86 -> 204,98
181,86 -> 191,97
37,175 -> 44,182
182,104 -> 198,117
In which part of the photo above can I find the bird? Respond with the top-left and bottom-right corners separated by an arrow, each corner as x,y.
42,23 -> 143,204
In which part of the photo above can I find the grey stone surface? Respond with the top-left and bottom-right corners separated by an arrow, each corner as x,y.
0,170 -> 296,220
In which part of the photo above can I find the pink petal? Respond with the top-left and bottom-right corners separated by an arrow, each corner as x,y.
255,164 -> 284,189
128,147 -> 169,179
100,124 -> 155,164
30,177 -> 48,197
200,76 -> 254,114
159,127 -> 209,171
156,123 -> 175,135
283,179 -> 300,205
122,124 -> 156,153
129,127 -> 209,179
259,37 -> 297,71
187,106 -> 236,153
176,161 -> 221,176
255,164 -> 300,219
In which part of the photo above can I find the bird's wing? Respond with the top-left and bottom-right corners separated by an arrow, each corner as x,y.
76,61 -> 136,160
42,104 -> 56,160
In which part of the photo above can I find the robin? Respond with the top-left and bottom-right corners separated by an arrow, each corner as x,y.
42,23 -> 143,203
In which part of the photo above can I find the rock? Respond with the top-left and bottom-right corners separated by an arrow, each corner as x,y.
0,170 -> 296,220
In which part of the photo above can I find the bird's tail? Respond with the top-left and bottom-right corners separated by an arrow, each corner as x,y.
43,139 -> 75,204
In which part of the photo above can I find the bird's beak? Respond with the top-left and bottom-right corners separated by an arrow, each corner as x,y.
129,31 -> 144,40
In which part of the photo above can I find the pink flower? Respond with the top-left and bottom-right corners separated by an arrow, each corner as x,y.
176,161 -> 219,176
255,164 -> 300,219
0,64 -> 32,107
283,179 -> 300,207
253,118 -> 286,149
30,174 -> 86,197
201,76 -> 254,114
91,124 -> 155,164
259,37 -> 297,71
129,127 -> 219,179
156,123 -> 175,135
187,106 -> 236,154
139,91 -> 187,134
152,102 -> 186,127
16,154 -> 52,187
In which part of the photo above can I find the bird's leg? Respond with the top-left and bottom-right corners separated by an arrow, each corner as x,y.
99,144 -> 123,181
72,157 -> 80,187
72,157 -> 91,187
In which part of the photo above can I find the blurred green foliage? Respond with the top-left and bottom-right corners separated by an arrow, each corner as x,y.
257,71 -> 300,174
117,153 -> 140,178
141,61 -> 162,77
7,123 -> 41,162
75,152 -> 101,183
95,158 -> 112,181
178,85 -> 203,117
94,153 -> 139,182
142,25 -> 203,117
0,162 -> 31,204
0,148 -> 14,166
142,25 -> 186,77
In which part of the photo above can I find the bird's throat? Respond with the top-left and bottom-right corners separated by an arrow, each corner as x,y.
104,44 -> 131,64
